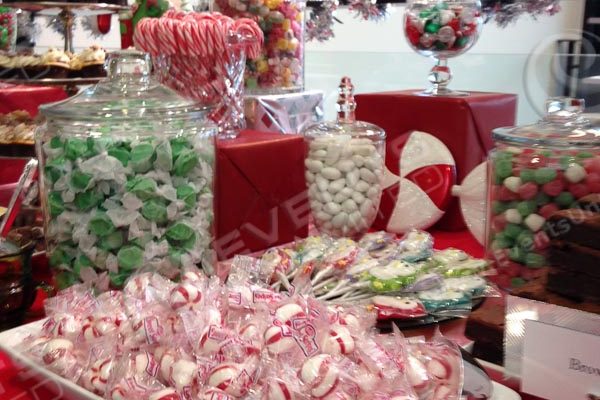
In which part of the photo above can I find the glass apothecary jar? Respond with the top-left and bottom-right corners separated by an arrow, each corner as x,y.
302,77 -> 386,238
36,50 -> 217,290
212,0 -> 305,94
486,98 -> 600,292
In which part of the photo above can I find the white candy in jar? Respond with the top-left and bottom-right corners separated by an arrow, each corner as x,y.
306,136 -> 383,237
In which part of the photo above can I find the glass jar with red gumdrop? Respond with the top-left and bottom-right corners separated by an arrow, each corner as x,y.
486,98 -> 600,290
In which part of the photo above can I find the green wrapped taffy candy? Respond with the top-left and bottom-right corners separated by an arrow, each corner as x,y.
45,155 -> 68,184
176,185 -> 197,210
55,271 -> 79,290
173,149 -> 199,176
126,176 -> 157,200
166,222 -> 195,242
142,199 -> 168,224
368,260 -> 420,293
89,213 -> 116,236
170,137 -> 192,159
64,138 -> 88,160
70,170 -> 93,191
99,231 -> 124,250
48,191 -> 65,217
130,143 -> 155,173
117,246 -> 143,270
74,191 -> 101,211
108,147 -> 130,166
73,254 -> 93,276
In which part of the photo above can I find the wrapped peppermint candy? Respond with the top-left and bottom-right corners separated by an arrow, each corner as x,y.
36,50 -> 217,290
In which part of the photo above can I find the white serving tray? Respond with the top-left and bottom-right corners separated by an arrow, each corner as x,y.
1,320 -> 520,400
0,319 -> 102,400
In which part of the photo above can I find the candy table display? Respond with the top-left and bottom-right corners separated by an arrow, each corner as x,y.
486,97 -> 600,289
36,50 -> 218,290
302,77 -> 386,238
213,0 -> 305,93
403,0 -> 483,96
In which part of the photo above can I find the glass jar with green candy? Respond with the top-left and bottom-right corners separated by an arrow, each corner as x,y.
486,98 -> 600,294
36,50 -> 217,290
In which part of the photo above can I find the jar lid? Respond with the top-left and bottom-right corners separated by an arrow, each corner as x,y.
40,50 -> 211,123
303,77 -> 385,140
493,97 -> 600,148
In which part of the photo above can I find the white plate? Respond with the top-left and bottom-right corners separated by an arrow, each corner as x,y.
491,381 -> 521,400
0,319 -> 102,400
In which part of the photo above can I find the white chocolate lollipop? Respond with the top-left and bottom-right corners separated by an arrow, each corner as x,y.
300,354 -> 340,398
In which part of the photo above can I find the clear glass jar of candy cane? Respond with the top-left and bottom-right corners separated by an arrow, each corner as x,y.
486,98 -> 600,293
213,0 -> 305,94
36,50 -> 218,290
302,77 -> 386,239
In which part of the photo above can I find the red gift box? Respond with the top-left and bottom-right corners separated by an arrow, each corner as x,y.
355,90 -> 517,231
0,83 -> 67,117
214,130 -> 309,260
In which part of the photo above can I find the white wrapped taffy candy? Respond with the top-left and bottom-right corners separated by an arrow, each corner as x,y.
303,77 -> 385,239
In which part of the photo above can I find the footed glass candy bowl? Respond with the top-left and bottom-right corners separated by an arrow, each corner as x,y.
36,50 -> 218,290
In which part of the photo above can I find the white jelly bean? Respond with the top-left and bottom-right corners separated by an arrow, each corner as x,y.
305,171 -> 315,183
308,183 -> 317,197
341,146 -> 353,158
351,155 -> 364,168
321,167 -> 342,180
360,199 -> 374,216
305,159 -> 323,174
367,185 -> 380,200
332,212 -> 349,228
504,209 -> 522,224
327,178 -> 344,194
310,201 -> 323,213
352,192 -> 365,204
359,168 -> 377,184
342,199 -> 358,213
310,141 -> 328,151
349,211 -> 363,227
364,158 -> 381,171
524,213 -> 545,232
321,191 -> 333,203
311,149 -> 327,159
355,180 -> 370,193
316,175 -> 329,192
353,145 -> 374,156
340,187 -> 353,197
565,164 -> 586,183
324,202 -> 342,215
316,211 -> 332,221
350,138 -> 371,146
323,221 -> 333,230
346,170 -> 360,187
503,176 -> 522,193
325,146 -> 341,165
336,159 -> 355,173
334,191 -> 350,204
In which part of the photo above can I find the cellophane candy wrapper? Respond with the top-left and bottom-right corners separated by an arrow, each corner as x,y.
19,264 -> 472,400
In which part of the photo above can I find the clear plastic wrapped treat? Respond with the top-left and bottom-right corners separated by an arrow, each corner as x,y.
36,50 -> 217,290
302,77 -> 386,238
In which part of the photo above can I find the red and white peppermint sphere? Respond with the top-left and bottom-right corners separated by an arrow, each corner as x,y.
169,282 -> 203,310
373,131 -> 456,233
264,325 -> 296,355
300,354 -> 340,398
149,388 -> 181,400
321,324 -> 355,355
274,303 -> 306,325
265,378 -> 295,400
207,363 -> 248,397
42,338 -> 75,374
169,359 -> 200,391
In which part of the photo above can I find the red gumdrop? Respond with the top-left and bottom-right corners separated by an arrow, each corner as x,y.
498,186 -> 519,201
492,214 -> 507,232
518,182 -> 538,200
585,172 -> 600,193
583,157 -> 600,174
539,203 -> 560,219
448,18 -> 461,32
569,183 -> 590,199
533,231 -> 550,251
406,25 -> 421,46
542,179 -> 565,197
520,266 -> 546,281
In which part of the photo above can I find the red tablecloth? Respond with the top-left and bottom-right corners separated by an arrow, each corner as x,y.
0,83 -> 67,117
